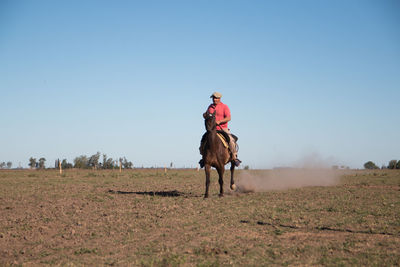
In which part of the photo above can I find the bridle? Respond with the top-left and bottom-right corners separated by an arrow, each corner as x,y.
205,111 -> 217,131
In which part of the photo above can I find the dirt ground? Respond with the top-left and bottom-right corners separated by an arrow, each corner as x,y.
0,169 -> 399,266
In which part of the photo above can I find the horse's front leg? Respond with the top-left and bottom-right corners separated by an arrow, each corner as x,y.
230,162 -> 236,191
204,164 -> 211,198
217,166 -> 225,197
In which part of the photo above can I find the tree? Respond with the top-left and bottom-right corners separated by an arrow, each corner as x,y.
102,154 -> 108,169
364,161 -> 379,170
388,160 -> 398,169
6,162 -> 12,169
29,157 -> 37,169
89,152 -> 101,169
61,159 -> 73,169
102,154 -> 116,169
125,161 -> 133,169
0,162 -> 5,169
38,158 -> 46,169
120,157 -> 133,169
74,155 -> 88,169
397,161 -> 400,169
105,158 -> 115,169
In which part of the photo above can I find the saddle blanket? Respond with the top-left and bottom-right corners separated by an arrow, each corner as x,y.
217,132 -> 229,148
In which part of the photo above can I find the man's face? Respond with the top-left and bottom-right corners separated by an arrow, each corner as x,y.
213,97 -> 221,105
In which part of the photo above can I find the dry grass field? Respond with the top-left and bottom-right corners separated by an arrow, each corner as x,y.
0,168 -> 399,266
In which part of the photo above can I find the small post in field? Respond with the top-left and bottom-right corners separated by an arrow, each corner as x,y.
164,165 -> 167,174
119,160 -> 122,173
59,160 -> 62,175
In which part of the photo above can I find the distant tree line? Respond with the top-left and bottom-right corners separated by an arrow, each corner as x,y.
26,152 -> 133,170
55,152 -> 133,170
28,157 -> 46,169
0,162 -> 13,169
364,160 -> 400,170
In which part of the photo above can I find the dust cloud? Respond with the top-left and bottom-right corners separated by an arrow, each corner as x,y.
236,168 -> 339,193
236,154 -> 341,192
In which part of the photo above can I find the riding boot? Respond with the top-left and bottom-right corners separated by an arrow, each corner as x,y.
230,151 -> 242,167
234,158 -> 242,167
199,141 -> 205,168
199,159 -> 205,168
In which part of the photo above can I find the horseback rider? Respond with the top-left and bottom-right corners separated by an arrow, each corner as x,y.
199,92 -> 242,167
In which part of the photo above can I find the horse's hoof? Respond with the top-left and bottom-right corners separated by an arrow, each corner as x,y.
218,194 -> 224,198
230,184 -> 236,191
204,195 -> 209,199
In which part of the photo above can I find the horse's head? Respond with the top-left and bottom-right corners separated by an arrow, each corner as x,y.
204,110 -> 216,132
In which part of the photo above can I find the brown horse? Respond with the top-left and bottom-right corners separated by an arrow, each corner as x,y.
201,111 -> 236,198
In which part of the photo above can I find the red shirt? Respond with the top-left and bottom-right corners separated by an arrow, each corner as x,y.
207,102 -> 231,130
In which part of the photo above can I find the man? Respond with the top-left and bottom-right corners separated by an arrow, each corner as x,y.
199,92 -> 241,167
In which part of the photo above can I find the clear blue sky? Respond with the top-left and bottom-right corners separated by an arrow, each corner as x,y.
1,0 -> 399,169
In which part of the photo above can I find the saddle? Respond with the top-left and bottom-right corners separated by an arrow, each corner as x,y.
217,130 -> 238,142
200,131 -> 238,154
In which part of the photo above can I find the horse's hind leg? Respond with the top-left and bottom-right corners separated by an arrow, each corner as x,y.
230,162 -> 236,190
217,166 -> 225,197
204,165 -> 211,198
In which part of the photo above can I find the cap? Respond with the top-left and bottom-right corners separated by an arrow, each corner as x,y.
210,92 -> 222,98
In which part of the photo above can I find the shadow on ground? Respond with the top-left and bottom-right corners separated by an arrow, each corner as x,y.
108,189 -> 196,197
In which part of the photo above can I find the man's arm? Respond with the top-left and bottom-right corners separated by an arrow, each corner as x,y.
217,104 -> 231,125
217,116 -> 231,125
